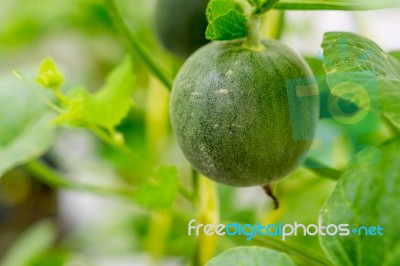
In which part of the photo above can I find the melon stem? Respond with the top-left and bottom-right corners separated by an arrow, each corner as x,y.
243,15 -> 263,51
262,184 -> 279,209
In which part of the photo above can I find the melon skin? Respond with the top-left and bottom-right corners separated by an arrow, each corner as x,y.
170,39 -> 319,187
155,0 -> 209,58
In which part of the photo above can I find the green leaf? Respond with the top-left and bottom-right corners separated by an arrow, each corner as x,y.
35,58 -> 64,90
54,57 -> 135,130
320,139 -> 400,266
206,0 -> 247,41
275,0 -> 400,10
206,246 -> 296,266
0,72 -> 55,178
135,166 -> 179,209
52,89 -> 85,125
1,220 -> 57,266
83,57 -> 135,130
321,32 -> 400,128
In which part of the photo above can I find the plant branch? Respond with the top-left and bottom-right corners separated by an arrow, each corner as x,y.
383,114 -> 400,135
26,160 -> 136,199
89,124 -> 155,176
303,158 -> 343,181
90,124 -> 194,203
104,0 -> 173,90
178,185 -> 195,203
255,0 -> 280,14
274,1 -> 400,11
27,159 -> 194,205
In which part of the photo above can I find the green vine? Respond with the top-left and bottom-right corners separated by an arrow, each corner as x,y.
104,0 -> 173,90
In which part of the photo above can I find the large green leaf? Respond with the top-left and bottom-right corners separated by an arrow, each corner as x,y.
0,71 -> 55,178
320,139 -> 400,266
275,0 -> 400,10
322,32 -> 400,128
206,246 -> 296,266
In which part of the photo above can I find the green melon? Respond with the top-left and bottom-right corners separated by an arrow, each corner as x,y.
170,39 -> 319,186
154,0 -> 209,58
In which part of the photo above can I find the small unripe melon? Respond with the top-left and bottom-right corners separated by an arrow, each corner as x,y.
154,0 -> 209,58
170,39 -> 319,186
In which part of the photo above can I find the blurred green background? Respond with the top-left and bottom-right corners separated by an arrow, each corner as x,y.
0,0 -> 399,265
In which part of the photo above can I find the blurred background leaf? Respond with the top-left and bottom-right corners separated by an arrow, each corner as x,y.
1,220 -> 57,266
0,72 -> 55,178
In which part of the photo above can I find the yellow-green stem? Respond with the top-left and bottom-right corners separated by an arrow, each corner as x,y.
53,87 -> 69,106
144,76 -> 172,264
195,175 -> 219,265
146,211 -> 172,263
262,10 -> 285,39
